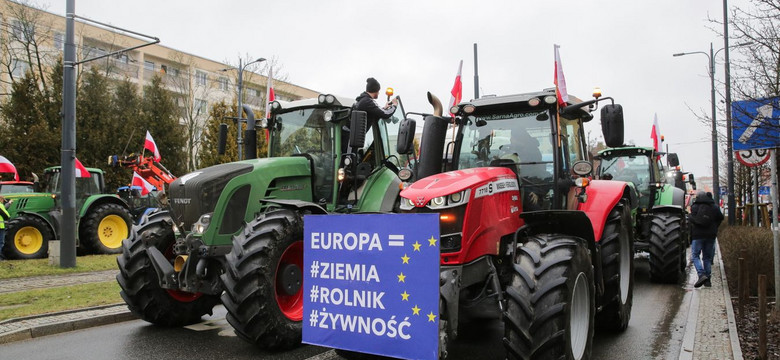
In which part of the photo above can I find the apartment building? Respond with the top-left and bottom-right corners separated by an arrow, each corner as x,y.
0,0 -> 318,118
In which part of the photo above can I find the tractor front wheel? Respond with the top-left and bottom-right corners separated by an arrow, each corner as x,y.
81,203 -> 132,254
503,234 -> 595,360
221,209 -> 304,350
595,202 -> 634,330
648,212 -> 686,283
116,210 -> 220,326
4,215 -> 52,259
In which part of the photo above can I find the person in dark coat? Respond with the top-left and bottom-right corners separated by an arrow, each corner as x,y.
689,190 -> 724,287
354,77 -> 398,125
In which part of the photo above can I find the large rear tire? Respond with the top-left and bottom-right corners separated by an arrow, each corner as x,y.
503,234 -> 595,360
81,203 -> 132,254
220,209 -> 304,350
3,215 -> 52,259
116,210 -> 220,326
595,202 -> 634,331
648,212 -> 686,283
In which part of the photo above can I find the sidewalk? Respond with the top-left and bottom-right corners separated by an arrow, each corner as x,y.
679,241 -> 743,360
0,269 -> 135,344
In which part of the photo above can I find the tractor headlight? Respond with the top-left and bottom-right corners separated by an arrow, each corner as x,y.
192,213 -> 213,235
399,197 -> 416,210
428,190 -> 470,209
431,196 -> 446,207
544,95 -> 557,104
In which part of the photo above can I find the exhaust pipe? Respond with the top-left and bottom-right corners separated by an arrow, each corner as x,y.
427,92 -> 443,117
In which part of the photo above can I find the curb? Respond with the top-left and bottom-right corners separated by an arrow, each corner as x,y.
0,304 -> 135,345
716,241 -> 744,360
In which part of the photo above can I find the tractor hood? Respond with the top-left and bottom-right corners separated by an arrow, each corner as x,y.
401,167 -> 516,207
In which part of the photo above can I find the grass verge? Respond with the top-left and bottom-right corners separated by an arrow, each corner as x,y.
0,281 -> 122,321
0,255 -> 118,279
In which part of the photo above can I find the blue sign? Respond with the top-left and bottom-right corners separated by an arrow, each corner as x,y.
303,214 -> 440,360
720,186 -> 728,196
732,97 -> 780,151
759,186 -> 771,196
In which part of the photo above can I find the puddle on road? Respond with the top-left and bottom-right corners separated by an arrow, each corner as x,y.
648,270 -> 693,358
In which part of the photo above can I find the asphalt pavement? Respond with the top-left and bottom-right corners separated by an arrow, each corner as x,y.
0,246 -> 742,360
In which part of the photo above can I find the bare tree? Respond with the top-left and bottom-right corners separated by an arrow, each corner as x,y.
0,0 -> 60,93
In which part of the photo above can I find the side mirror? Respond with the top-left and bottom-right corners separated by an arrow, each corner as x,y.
667,153 -> 680,167
349,110 -> 367,149
217,123 -> 228,155
688,173 -> 695,183
396,118 -> 416,155
601,104 -> 624,148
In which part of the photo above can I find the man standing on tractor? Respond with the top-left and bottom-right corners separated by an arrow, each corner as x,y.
355,77 -> 398,123
690,190 -> 724,288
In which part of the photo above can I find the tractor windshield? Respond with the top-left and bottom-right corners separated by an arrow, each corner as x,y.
43,170 -> 102,196
457,110 -> 554,182
269,108 -> 336,159
599,154 -> 653,207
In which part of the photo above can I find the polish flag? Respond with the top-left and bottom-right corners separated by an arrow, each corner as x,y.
144,131 -> 161,162
132,172 -> 156,196
448,60 -> 463,117
75,158 -> 91,178
0,155 -> 19,181
651,113 -> 662,152
554,44 -> 568,107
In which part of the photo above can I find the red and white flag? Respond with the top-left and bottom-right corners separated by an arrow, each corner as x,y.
132,172 -> 156,196
75,158 -> 91,178
651,113 -> 662,152
0,155 -> 19,181
448,60 -> 463,117
554,44 -> 568,107
144,131 -> 161,162
265,67 -> 275,119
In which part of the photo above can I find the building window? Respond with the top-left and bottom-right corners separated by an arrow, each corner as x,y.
195,99 -> 208,115
144,60 -> 155,71
195,70 -> 207,86
11,20 -> 34,42
53,31 -> 64,50
11,59 -> 30,78
218,76 -> 229,91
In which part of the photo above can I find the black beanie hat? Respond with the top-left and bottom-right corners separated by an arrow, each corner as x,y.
366,77 -> 380,93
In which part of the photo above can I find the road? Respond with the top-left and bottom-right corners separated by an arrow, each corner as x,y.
0,257 -> 690,360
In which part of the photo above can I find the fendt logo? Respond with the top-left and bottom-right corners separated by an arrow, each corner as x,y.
173,198 -> 191,205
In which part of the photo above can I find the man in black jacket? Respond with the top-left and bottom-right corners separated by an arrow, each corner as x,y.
355,77 -> 398,125
689,190 -> 724,287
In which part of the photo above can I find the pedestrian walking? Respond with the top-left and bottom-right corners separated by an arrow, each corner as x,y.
0,195 -> 11,260
689,190 -> 724,288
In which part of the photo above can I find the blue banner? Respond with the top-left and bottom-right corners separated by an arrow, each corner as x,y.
732,97 -> 780,151
303,214 -> 440,360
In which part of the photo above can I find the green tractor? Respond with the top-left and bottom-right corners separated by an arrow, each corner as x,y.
2,166 -> 133,259
116,93 -> 414,349
596,147 -> 689,283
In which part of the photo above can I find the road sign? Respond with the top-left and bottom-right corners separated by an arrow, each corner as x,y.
735,149 -> 771,167
303,213 -> 440,360
759,186 -> 771,195
732,97 -> 779,151
720,186 -> 728,196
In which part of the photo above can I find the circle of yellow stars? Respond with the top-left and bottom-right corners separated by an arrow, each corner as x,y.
398,235 -> 439,323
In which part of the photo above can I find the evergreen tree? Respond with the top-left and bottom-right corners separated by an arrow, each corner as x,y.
142,75 -> 187,176
104,79 -> 143,189
75,67 -> 113,174
199,100 -> 237,168
0,70 -> 59,179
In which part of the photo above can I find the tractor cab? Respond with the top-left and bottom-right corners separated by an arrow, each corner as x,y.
266,91 -> 411,210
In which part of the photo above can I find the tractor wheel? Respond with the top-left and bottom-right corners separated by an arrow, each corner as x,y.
116,210 -> 220,326
648,212 -> 686,283
503,234 -> 595,360
221,208 -> 304,350
595,202 -> 634,331
81,203 -> 132,254
4,215 -> 52,259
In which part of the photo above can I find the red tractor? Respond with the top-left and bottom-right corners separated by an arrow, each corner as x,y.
398,89 -> 634,359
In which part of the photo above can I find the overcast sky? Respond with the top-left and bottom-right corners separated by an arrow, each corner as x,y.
38,0 -> 752,181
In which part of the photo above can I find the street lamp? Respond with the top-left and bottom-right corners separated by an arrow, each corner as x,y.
222,57 -> 266,160
673,41 -> 752,210
673,43 -> 721,205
